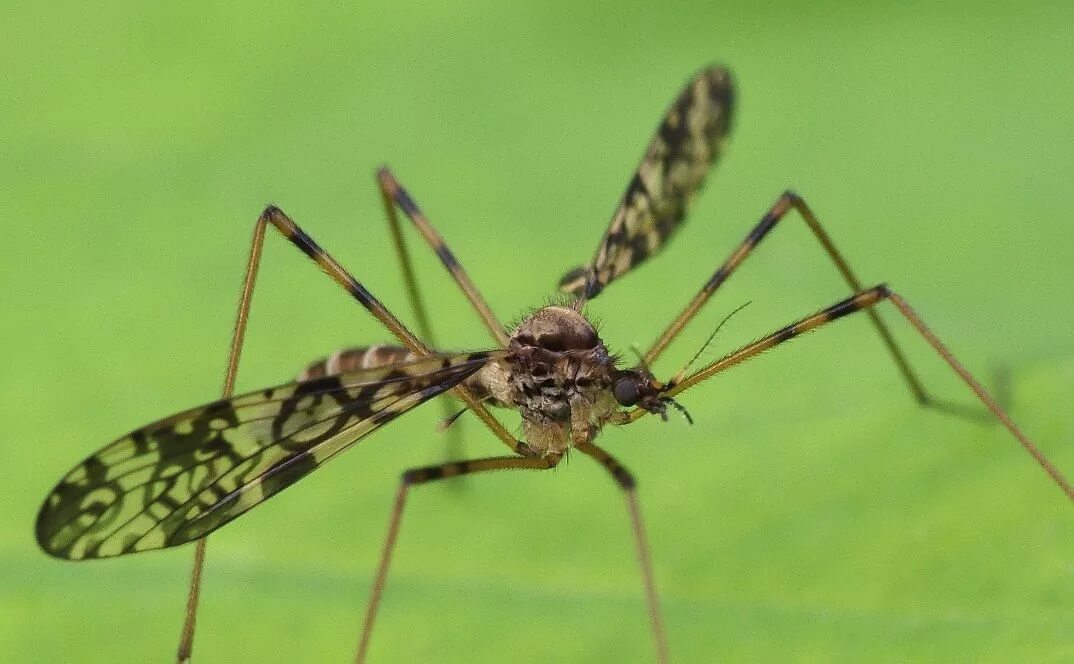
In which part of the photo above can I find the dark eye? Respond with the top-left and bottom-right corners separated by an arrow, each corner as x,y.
614,378 -> 640,406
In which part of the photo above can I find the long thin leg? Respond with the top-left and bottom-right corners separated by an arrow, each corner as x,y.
378,171 -> 440,349
575,441 -> 669,664
355,454 -> 561,663
376,170 -> 466,464
260,205 -> 527,456
377,167 -> 509,347
643,285 -> 1074,502
176,204 -> 524,662
176,215 -> 268,663
886,292 -> 1074,499
663,285 -> 895,396
644,192 -> 937,410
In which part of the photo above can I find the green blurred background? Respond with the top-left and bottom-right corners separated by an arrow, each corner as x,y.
4,1 -> 1073,662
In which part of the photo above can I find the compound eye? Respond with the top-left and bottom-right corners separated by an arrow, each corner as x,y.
614,378 -> 641,406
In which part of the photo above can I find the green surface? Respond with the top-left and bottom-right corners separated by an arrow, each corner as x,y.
4,2 -> 1074,662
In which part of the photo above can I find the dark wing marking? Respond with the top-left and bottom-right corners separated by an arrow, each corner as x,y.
36,351 -> 501,560
560,66 -> 734,298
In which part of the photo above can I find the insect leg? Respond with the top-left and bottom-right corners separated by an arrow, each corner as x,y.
654,285 -> 1074,502
574,441 -> 668,664
258,205 -> 525,455
885,291 -> 1074,499
177,215 -> 269,663
375,169 -> 468,465
377,167 -> 509,347
355,453 -> 561,663
644,193 -> 969,417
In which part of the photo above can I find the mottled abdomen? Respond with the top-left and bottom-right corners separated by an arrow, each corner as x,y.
299,345 -> 502,405
299,345 -> 421,381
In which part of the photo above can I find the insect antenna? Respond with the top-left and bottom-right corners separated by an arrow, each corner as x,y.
628,343 -> 653,373
667,301 -> 751,388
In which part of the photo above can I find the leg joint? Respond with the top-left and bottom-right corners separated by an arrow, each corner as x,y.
402,461 -> 469,486
611,465 -> 637,490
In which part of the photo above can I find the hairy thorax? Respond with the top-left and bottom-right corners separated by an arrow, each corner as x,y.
477,306 -> 620,456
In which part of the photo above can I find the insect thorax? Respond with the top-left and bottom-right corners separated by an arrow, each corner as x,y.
491,305 -> 621,456
302,306 -> 628,457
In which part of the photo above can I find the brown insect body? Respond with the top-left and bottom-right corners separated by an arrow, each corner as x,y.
496,305 -> 622,456
304,305 -> 657,457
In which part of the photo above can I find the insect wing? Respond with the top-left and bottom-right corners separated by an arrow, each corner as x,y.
560,66 -> 734,298
36,351 -> 500,560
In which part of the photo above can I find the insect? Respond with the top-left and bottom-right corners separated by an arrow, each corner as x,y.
35,66 -> 1074,663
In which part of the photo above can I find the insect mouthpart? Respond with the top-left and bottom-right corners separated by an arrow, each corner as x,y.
661,396 -> 693,425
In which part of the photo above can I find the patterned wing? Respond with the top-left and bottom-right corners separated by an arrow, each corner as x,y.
560,66 -> 734,298
36,351 -> 500,560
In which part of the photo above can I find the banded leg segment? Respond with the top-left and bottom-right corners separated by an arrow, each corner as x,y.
177,216 -> 268,663
644,192 -> 933,409
575,441 -> 668,664
259,206 -> 525,455
377,170 -> 438,351
377,167 -> 509,347
665,285 -> 895,396
376,169 -> 465,460
180,201 -> 524,661
642,285 -> 1074,502
355,454 -> 562,663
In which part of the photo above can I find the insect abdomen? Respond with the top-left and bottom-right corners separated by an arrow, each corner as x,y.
298,345 -> 421,380
299,345 -> 503,406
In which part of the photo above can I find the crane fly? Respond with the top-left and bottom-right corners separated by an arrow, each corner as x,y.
35,65 -> 1074,663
